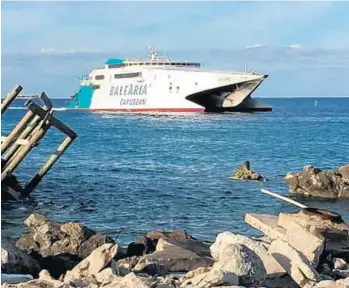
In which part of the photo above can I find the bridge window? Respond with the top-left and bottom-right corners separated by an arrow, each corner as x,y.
114,72 -> 141,79
95,75 -> 105,80
108,64 -> 125,68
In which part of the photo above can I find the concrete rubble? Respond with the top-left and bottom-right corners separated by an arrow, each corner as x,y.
1,211 -> 349,288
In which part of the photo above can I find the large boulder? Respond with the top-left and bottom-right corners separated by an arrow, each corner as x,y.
210,231 -> 284,277
64,243 -> 118,282
15,214 -> 121,279
229,161 -> 266,181
211,243 -> 266,286
1,236 -> 41,276
16,214 -> 96,257
111,257 -> 140,276
284,165 -> 349,198
133,238 -> 214,274
126,230 -> 208,257
78,234 -> 116,259
338,164 -> 349,180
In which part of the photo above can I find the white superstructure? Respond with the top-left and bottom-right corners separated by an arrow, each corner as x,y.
67,46 -> 272,112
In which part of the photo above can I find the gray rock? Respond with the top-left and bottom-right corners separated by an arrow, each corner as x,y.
78,234 -> 115,259
17,213 -> 95,257
338,164 -> 349,180
1,236 -> 41,276
210,231 -> 284,277
212,243 -> 266,286
111,257 -> 140,276
229,161 -> 266,181
333,258 -> 349,270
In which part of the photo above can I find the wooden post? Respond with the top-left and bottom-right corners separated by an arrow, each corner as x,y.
1,85 -> 23,114
1,110 -> 35,153
2,115 -> 42,163
1,123 -> 50,181
24,136 -> 74,194
26,101 -> 77,139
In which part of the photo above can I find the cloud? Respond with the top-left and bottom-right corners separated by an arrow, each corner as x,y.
39,48 -> 103,54
2,2 -> 349,97
245,44 -> 265,49
2,1 -> 348,53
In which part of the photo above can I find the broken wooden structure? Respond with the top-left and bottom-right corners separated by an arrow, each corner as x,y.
1,84 -> 77,200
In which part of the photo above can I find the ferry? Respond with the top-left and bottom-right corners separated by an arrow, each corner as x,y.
67,46 -> 272,113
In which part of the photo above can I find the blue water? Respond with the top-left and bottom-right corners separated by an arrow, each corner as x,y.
1,98 -> 349,245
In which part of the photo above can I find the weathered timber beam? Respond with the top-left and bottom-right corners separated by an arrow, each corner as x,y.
1,137 -> 30,146
1,111 -> 35,153
1,123 -> 50,181
2,115 -> 42,164
1,85 -> 23,114
24,136 -> 74,194
26,100 -> 77,139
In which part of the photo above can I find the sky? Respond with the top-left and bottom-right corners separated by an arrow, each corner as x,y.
1,1 -> 349,98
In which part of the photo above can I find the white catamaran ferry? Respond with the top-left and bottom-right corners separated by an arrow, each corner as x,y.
67,46 -> 272,112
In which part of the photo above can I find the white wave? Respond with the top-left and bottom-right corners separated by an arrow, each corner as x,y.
7,107 -> 26,110
53,107 -> 68,111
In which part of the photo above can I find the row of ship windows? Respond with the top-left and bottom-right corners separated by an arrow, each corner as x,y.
94,72 -> 141,80
108,63 -> 200,68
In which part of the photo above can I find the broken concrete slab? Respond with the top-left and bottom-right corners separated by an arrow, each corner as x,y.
269,239 -> 321,287
285,220 -> 325,267
133,238 -> 213,273
244,213 -> 287,241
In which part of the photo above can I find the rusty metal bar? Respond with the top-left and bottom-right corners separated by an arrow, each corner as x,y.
1,85 -> 23,114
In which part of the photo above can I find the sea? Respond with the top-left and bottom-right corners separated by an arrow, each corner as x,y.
1,98 -> 349,245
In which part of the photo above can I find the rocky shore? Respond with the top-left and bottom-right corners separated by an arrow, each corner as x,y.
2,210 -> 349,288
284,164 -> 349,198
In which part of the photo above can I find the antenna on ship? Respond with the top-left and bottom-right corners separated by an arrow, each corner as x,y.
148,46 -> 159,61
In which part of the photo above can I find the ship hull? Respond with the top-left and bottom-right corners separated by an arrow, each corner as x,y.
67,66 -> 272,113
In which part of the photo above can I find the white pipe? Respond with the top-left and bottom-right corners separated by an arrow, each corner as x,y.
261,189 -> 308,209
